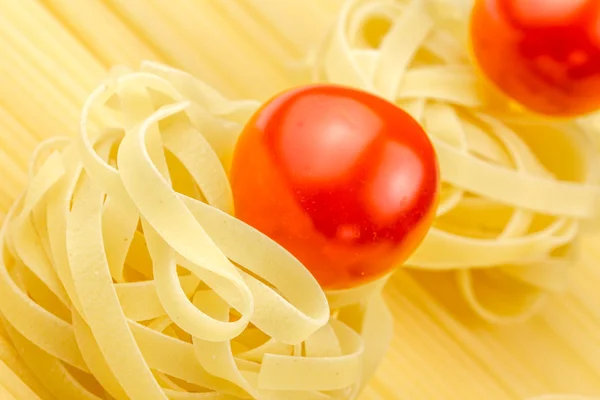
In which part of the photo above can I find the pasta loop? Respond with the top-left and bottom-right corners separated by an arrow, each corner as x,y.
0,62 -> 392,399
309,0 -> 600,323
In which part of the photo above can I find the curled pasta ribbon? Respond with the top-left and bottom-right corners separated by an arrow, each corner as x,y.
0,62 -> 392,399
311,0 -> 600,324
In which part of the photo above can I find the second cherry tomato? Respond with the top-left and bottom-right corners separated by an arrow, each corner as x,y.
230,84 -> 439,290
470,0 -> 600,117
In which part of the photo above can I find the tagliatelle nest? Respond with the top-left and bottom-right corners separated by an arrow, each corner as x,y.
305,0 -> 600,323
0,61 -> 392,400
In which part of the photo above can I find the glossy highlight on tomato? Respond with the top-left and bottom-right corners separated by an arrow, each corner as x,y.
470,0 -> 600,117
230,85 -> 439,290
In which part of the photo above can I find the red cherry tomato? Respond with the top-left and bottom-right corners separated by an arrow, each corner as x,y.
470,0 -> 600,117
230,85 -> 439,290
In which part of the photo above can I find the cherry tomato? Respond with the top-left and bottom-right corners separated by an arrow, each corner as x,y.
470,0 -> 600,117
230,85 -> 439,290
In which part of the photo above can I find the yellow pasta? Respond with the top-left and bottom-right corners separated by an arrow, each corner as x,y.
41,0 -> 161,69
304,0 -> 600,326
0,0 -> 599,399
0,62 -> 391,399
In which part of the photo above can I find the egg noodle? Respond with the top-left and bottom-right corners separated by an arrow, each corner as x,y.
0,60 -> 395,399
0,0 -> 599,399
308,0 -> 600,324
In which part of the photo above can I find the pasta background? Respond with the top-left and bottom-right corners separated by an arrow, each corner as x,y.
0,0 -> 600,399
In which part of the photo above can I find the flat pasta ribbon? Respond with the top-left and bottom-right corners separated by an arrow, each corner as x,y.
309,0 -> 600,324
0,62 -> 392,399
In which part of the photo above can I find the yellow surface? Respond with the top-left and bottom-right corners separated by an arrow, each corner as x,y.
0,0 -> 600,399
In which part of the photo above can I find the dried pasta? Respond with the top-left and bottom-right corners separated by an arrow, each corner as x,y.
0,0 -> 599,399
0,61 -> 392,399
305,0 -> 600,324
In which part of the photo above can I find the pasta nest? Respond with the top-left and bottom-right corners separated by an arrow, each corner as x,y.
0,61 -> 391,400
305,0 -> 600,324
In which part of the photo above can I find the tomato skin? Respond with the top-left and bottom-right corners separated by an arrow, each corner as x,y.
230,85 -> 439,290
470,0 -> 600,117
